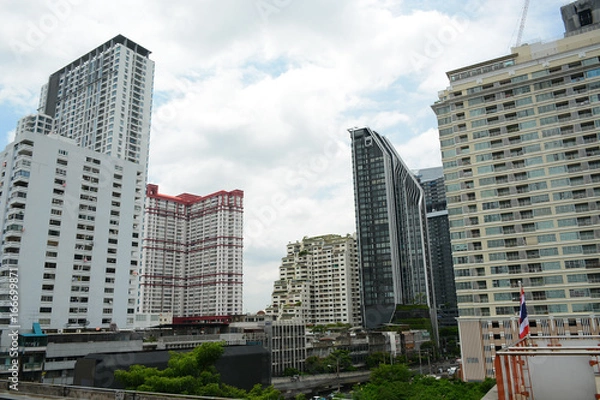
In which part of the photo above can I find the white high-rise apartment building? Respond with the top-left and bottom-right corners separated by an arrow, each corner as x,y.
39,34 -> 154,168
139,184 -> 244,321
0,132 -> 143,332
432,0 -> 600,381
266,234 -> 362,326
0,35 -> 154,337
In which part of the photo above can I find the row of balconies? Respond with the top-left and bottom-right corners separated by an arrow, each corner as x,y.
448,60 -> 598,103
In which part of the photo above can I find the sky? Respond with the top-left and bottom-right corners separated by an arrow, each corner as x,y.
0,0 -> 568,313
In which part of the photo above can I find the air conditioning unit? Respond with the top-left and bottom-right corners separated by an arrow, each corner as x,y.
57,329 -> 63,334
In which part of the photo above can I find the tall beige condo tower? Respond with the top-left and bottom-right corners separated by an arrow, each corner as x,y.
432,0 -> 600,381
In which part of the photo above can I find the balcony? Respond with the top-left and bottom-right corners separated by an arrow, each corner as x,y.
8,200 -> 26,212
558,114 -> 572,123
565,151 -> 579,160
11,176 -> 29,187
16,146 -> 33,157
582,122 -> 596,132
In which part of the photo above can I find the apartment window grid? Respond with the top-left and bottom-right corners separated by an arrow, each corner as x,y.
440,57 -> 600,314
140,187 -> 243,318
439,55 -> 600,320
266,235 -> 361,326
49,40 -> 153,168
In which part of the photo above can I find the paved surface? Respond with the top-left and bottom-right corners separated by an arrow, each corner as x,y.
481,385 -> 498,400
272,371 -> 371,399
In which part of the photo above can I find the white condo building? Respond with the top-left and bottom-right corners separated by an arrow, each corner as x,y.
39,34 -> 154,168
139,184 -> 244,322
0,131 -> 144,331
266,234 -> 362,326
0,34 -> 154,341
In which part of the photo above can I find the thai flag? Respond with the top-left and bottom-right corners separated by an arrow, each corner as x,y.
519,285 -> 529,339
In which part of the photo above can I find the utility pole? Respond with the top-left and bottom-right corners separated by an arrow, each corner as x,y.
329,355 -> 341,393
427,350 -> 432,375
336,357 -> 340,392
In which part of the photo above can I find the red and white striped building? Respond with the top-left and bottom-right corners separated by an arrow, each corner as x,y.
139,184 -> 244,321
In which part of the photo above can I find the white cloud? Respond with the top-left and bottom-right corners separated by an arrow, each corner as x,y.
397,128 -> 443,170
0,0 -> 568,312
5,129 -> 16,144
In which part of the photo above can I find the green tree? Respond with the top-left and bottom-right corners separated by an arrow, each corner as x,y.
310,325 -> 328,335
365,352 -> 406,369
114,364 -> 161,389
283,367 -> 301,377
353,363 -> 496,400
353,381 -> 412,400
419,340 -> 437,360
247,383 -> 283,400
365,352 -> 388,369
115,342 -> 282,399
369,363 -> 413,386
325,349 -> 354,372
305,355 -> 325,374
439,326 -> 460,358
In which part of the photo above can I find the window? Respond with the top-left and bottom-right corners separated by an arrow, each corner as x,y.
535,220 -> 554,230
496,307 -> 516,315
488,239 -> 504,248
568,274 -> 587,283
526,249 -> 540,259
520,210 -> 533,219
556,204 -> 575,214
522,223 -> 535,232
538,234 -> 556,243
490,252 -> 507,261
541,248 -> 559,257
578,9 -> 593,26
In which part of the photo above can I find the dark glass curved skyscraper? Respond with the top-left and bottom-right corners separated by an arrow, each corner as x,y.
349,126 -> 436,331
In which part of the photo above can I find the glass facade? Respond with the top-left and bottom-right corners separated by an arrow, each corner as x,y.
417,168 -> 458,326
349,127 -> 435,330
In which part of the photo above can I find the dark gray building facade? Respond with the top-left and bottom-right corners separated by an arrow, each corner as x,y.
349,127 -> 436,332
416,167 -> 458,327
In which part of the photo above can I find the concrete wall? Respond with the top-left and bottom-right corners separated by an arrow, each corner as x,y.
0,380 -> 238,400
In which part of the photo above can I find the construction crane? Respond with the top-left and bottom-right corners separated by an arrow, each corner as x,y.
515,0 -> 530,47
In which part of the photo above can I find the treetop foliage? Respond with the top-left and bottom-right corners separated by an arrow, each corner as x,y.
352,363 -> 495,400
114,341 -> 282,399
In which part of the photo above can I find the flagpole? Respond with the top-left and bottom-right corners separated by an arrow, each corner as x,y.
518,281 -> 530,343
519,281 -> 524,345
517,282 -> 530,398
